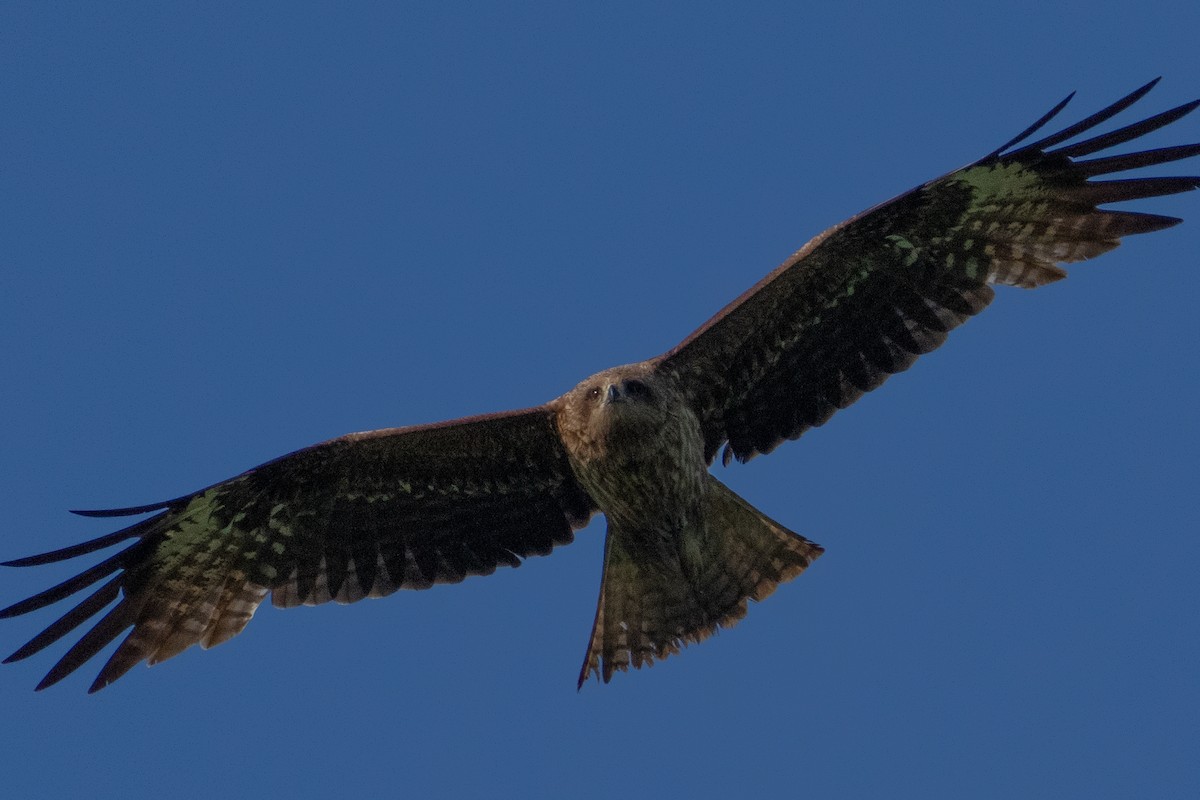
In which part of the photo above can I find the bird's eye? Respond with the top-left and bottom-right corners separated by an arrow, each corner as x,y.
586,386 -> 602,401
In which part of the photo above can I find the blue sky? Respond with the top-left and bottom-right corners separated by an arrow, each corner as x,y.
2,3 -> 1198,798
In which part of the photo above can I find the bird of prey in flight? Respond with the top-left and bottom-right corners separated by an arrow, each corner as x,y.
4,79 -> 1198,693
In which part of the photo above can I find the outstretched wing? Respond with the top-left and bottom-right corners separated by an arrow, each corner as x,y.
658,79 -> 1200,464
1,407 -> 597,692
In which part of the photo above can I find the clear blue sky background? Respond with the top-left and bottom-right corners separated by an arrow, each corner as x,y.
2,3 -> 1197,798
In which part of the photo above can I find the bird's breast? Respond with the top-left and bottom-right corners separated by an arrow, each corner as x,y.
566,402 -> 707,534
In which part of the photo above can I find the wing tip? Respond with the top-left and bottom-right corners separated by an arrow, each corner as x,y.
999,77 -> 1178,159
70,500 -> 177,518
987,90 -> 1077,158
1130,213 -> 1185,232
2,520 -> 155,567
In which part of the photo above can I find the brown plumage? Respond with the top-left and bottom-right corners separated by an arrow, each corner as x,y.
3,79 -> 1197,692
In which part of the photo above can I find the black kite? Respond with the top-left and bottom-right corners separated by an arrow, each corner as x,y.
4,79 -> 1198,691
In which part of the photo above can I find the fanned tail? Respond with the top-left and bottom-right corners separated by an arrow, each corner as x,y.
578,476 -> 822,687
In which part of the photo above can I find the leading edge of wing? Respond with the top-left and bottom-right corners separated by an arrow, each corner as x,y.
655,79 -> 1199,464
662,79 -> 1198,366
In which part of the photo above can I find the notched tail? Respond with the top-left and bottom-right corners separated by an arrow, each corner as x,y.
578,477 -> 822,687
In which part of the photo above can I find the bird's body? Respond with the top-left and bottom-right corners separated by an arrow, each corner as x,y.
555,365 -> 822,683
556,366 -> 706,535
3,79 -> 1198,692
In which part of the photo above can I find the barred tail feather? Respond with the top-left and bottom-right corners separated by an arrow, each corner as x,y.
577,477 -> 822,687
698,477 -> 824,610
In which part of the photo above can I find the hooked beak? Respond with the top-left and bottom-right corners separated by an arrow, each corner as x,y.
603,378 -> 650,404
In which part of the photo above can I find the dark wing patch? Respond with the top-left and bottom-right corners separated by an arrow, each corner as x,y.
1,408 -> 597,692
658,79 -> 1199,464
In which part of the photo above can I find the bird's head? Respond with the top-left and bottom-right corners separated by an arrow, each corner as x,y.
553,362 -> 674,460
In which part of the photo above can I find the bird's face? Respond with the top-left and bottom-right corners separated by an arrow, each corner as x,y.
554,364 -> 673,460
590,373 -> 655,408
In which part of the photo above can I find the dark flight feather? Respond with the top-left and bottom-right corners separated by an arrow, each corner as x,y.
1003,78 -> 1159,156
0,517 -> 157,567
658,81 -> 1199,464
3,576 -> 122,663
1054,100 -> 1200,159
1074,143 -> 1200,176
